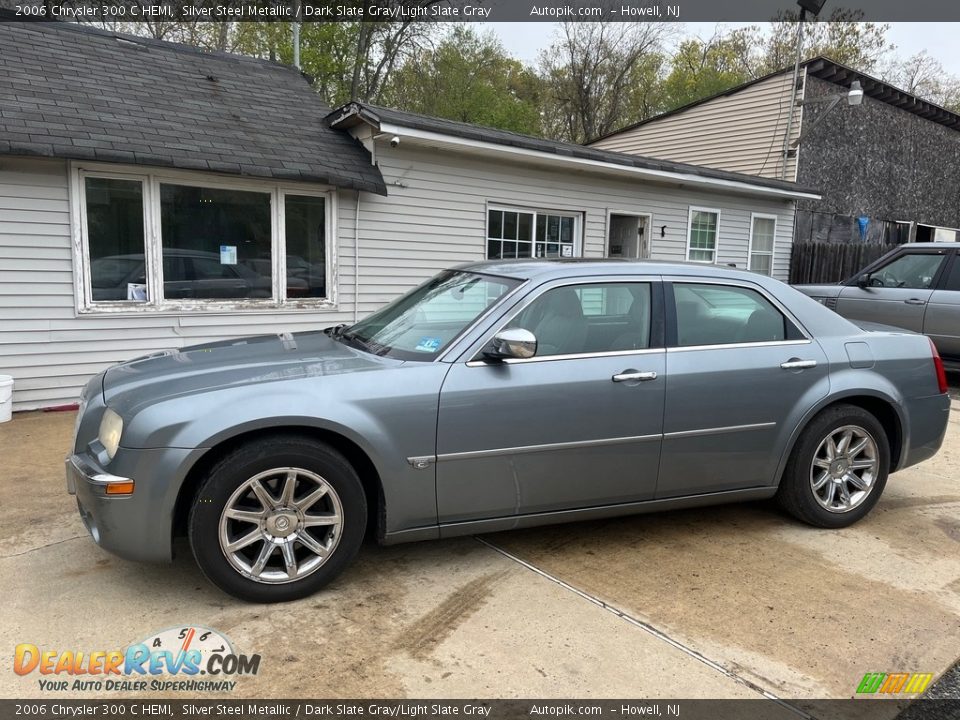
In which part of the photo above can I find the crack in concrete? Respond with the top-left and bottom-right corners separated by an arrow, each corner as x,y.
474,535 -> 816,720
1,535 -> 86,559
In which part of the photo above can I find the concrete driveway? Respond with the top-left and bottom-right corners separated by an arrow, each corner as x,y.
1,402 -> 959,714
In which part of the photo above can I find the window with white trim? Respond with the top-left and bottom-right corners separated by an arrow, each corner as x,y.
486,206 -> 579,259
686,208 -> 720,263
749,214 -> 777,276
74,166 -> 333,312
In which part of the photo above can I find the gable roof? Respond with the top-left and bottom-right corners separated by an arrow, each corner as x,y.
328,102 -> 820,200
590,56 -> 960,144
0,20 -> 386,194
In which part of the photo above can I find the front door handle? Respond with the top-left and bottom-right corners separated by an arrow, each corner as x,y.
780,359 -> 817,370
904,298 -> 926,305
612,370 -> 658,382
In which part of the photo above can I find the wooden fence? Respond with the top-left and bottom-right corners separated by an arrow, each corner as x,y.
789,241 -> 898,285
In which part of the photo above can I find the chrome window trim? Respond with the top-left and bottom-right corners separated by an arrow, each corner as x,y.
462,276 -> 662,366
667,339 -> 811,353
467,346 -> 665,367
437,433 -> 662,462
664,274 -> 813,344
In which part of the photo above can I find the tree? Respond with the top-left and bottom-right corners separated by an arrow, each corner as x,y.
383,26 -> 543,135
881,52 -> 960,112
538,22 -> 672,143
659,29 -> 755,112
760,9 -> 893,74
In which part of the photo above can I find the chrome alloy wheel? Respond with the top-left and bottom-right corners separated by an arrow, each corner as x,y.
218,467 -> 343,584
810,425 -> 879,513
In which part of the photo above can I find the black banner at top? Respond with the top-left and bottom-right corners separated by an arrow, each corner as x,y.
3,0 -> 960,22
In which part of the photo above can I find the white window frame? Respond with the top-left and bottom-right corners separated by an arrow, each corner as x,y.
748,212 -> 778,276
69,161 -> 338,314
685,206 -> 721,264
485,203 -> 583,260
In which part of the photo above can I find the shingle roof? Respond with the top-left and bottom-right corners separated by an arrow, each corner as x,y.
329,102 -> 820,198
0,20 -> 386,194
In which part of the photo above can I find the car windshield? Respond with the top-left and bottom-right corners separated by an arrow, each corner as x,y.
341,270 -> 521,360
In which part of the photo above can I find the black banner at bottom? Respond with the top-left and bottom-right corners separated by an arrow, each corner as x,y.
2,699 -> 959,720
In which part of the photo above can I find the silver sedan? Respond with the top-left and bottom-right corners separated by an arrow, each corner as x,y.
66,261 -> 951,602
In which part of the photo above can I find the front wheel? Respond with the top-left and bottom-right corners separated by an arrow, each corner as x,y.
188,436 -> 367,603
776,404 -> 890,528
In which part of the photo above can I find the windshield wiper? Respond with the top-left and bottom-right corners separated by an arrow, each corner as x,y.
323,323 -> 349,338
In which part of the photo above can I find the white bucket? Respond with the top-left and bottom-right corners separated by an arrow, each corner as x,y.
0,375 -> 13,423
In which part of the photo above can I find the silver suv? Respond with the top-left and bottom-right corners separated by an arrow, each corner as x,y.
796,242 -> 960,370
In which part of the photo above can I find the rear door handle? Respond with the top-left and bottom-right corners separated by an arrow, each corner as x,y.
780,359 -> 817,370
904,298 -> 926,305
612,371 -> 658,382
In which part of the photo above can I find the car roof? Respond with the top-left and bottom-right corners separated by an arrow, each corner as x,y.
453,258 -> 775,283
903,242 -> 960,249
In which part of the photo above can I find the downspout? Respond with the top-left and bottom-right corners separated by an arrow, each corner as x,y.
354,189 -> 361,324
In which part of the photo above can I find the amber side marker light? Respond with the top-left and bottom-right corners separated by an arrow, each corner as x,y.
105,481 -> 135,496
931,338 -> 948,395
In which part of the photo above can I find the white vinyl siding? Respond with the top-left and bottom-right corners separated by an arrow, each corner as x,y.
1,152 -> 796,410
0,158 -> 359,410
590,71 -> 804,182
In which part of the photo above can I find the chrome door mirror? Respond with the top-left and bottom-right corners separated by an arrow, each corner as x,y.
485,328 -> 537,360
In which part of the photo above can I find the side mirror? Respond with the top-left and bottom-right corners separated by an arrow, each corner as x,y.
484,328 -> 537,361
856,273 -> 870,288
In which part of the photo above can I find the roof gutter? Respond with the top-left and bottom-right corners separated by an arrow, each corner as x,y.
372,122 -> 819,201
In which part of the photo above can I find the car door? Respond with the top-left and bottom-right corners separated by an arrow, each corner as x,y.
925,250 -> 960,361
656,280 -> 828,499
835,248 -> 951,332
435,279 -> 666,523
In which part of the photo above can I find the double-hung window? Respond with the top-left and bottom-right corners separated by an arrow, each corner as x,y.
749,214 -> 777,276
74,165 -> 334,312
686,207 -> 720,263
486,206 -> 579,260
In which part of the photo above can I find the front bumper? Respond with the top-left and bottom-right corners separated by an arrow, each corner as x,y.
66,446 -> 200,563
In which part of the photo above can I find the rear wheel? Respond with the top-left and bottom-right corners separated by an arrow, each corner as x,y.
188,436 -> 366,602
776,404 -> 890,528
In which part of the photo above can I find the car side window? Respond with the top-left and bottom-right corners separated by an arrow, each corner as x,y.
506,282 -> 652,357
673,283 -> 788,347
869,253 -> 945,289
943,256 -> 960,291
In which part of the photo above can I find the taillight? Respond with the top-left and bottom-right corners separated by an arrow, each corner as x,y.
930,338 -> 948,394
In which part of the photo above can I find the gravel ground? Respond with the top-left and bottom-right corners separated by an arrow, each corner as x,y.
897,659 -> 960,718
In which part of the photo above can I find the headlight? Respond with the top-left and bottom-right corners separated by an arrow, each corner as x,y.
98,408 -> 123,460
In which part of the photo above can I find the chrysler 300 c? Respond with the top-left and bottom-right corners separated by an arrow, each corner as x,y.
66,261 -> 951,602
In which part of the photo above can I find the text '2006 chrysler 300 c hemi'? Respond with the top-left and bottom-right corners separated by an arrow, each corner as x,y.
67,260 -> 951,602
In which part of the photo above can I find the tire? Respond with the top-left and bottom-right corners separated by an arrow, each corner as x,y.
188,435 -> 367,603
776,404 -> 890,528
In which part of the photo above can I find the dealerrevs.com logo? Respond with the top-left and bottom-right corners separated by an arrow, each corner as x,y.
14,626 -> 261,692
856,672 -> 934,696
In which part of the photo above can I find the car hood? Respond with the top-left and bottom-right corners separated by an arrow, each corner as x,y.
102,330 -> 399,405
793,283 -> 844,298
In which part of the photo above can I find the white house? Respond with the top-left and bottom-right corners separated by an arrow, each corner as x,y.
0,21 -> 820,411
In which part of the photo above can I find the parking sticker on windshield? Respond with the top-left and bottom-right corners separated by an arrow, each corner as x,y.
414,337 -> 442,353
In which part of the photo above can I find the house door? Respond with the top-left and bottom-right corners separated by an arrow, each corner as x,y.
608,214 -> 650,259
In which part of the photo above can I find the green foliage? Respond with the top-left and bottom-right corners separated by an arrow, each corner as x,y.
760,9 -> 893,74
659,31 -> 754,112
382,26 -> 543,135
